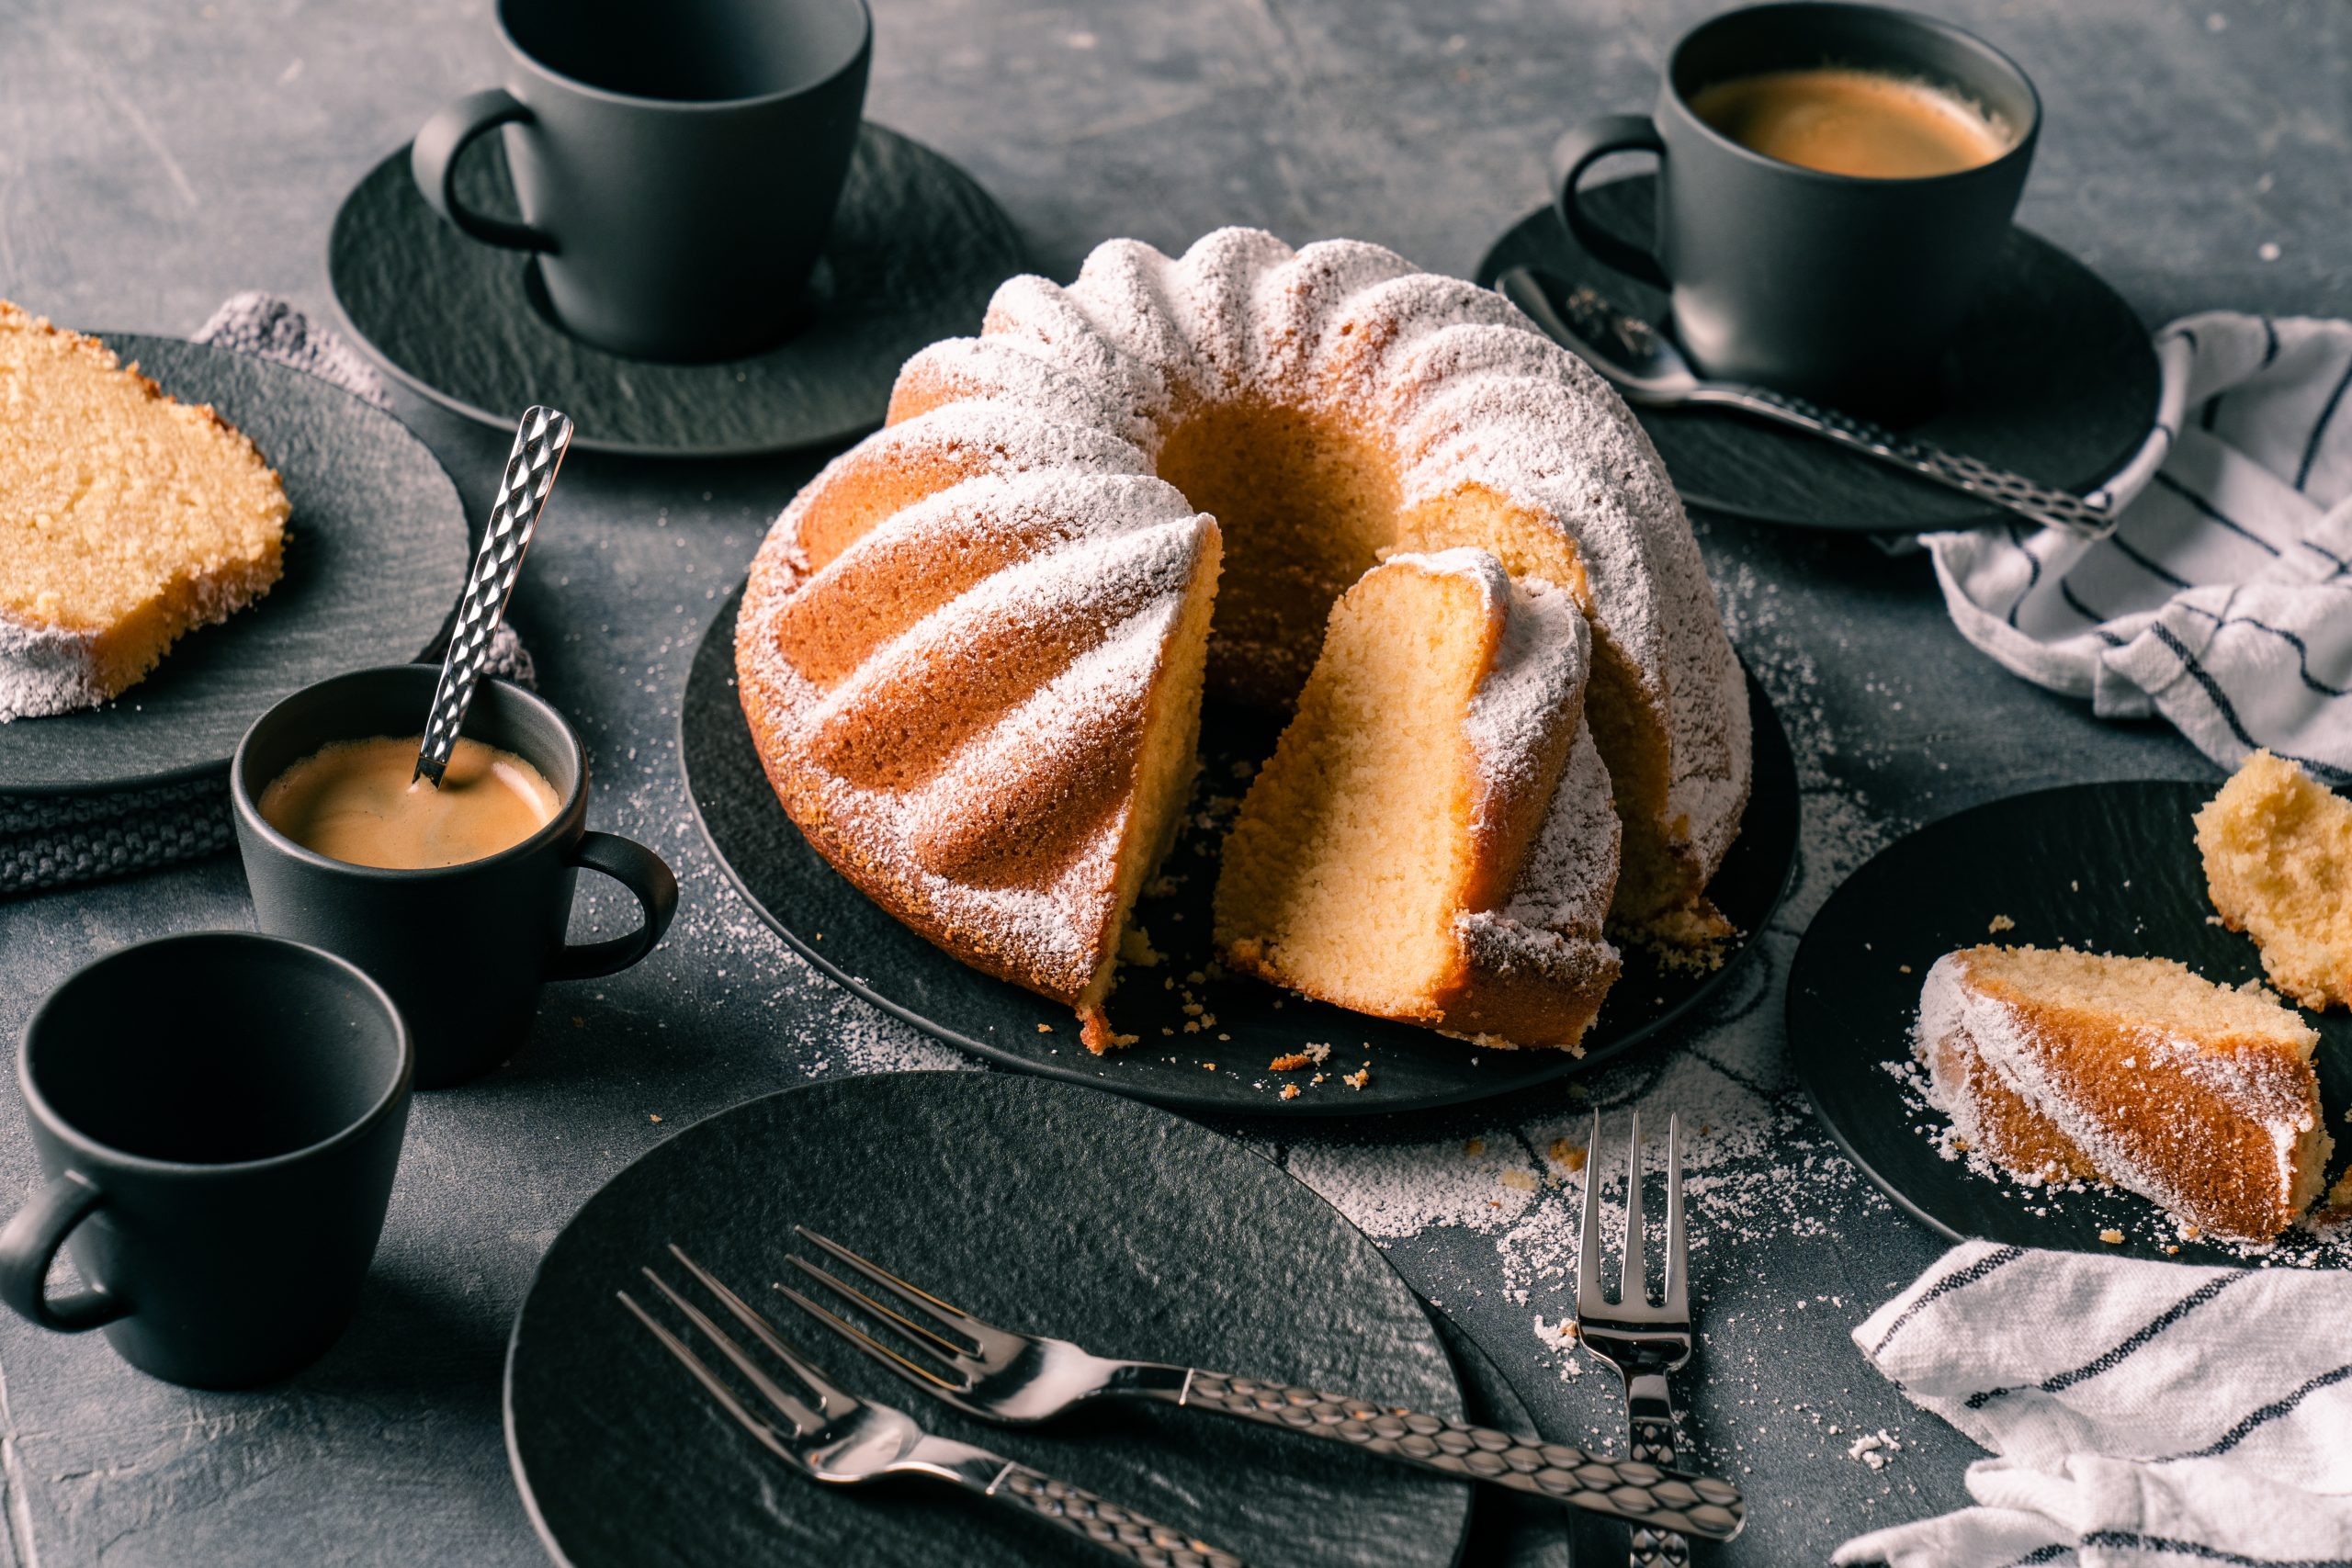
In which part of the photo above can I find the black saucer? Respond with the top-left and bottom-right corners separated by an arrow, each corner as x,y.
681,585 -> 1799,1118
505,1072 -> 1475,1568
328,125 -> 1026,458
0,334 -> 469,795
1475,176 -> 2161,533
1787,781 -> 2352,1267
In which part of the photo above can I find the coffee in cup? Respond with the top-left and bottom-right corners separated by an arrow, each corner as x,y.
259,735 -> 560,870
1552,2 -> 2041,415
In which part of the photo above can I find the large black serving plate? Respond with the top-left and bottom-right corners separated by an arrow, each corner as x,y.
1789,780 -> 2352,1266
0,334 -> 469,794
505,1072 -> 1476,1568
1475,176 -> 2160,534
682,586 -> 1798,1117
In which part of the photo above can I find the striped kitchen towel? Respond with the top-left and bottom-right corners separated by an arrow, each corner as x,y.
1927,312 -> 2352,782
1832,1241 -> 2352,1568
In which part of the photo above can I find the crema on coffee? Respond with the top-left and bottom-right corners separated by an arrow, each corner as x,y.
259,735 -> 560,870
1690,65 -> 2013,179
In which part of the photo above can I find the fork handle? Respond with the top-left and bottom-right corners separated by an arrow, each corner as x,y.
1684,382 -> 2117,538
984,1461 -> 1247,1568
1623,1372 -> 1691,1568
1170,1370 -> 1743,1541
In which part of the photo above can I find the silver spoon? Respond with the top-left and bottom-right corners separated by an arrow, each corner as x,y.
1497,265 -> 2115,538
414,405 -> 574,785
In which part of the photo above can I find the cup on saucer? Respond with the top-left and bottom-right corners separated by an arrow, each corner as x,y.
232,664 -> 679,1089
411,0 -> 872,362
0,933 -> 413,1389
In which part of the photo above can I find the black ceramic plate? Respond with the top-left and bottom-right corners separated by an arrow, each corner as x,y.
1474,177 -> 2160,533
681,586 -> 1799,1117
0,334 -> 469,794
329,125 -> 1025,458
505,1072 -> 1475,1568
1788,781 -> 2352,1266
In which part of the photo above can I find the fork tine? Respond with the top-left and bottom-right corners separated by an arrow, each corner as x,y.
775,1279 -> 969,1393
1577,1110 -> 1604,1315
641,1267 -> 827,1433
666,1246 -> 858,1423
1665,1112 -> 1689,1318
794,1226 -> 985,1336
787,1255 -> 974,1363
618,1290 -> 800,1457
1622,1109 -> 1647,1307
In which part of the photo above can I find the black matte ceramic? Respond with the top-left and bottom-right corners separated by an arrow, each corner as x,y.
682,588 -> 1800,1116
1788,781 -> 2352,1267
334,126 -> 1024,457
505,1073 -> 1476,1568
0,933 -> 412,1388
1476,183 -> 2159,533
0,335 -> 469,795
232,666 -> 679,1089
412,0 -> 871,362
1554,2 -> 2041,416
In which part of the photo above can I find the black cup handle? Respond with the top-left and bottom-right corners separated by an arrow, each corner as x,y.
411,87 -> 558,254
0,1172 -> 130,1333
549,831 -> 680,982
1550,114 -> 1671,289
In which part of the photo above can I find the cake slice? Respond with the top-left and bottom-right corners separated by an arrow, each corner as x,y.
1214,549 -> 1620,1048
2196,749 -> 2352,1010
1,302 -> 289,720
1917,944 -> 2333,1242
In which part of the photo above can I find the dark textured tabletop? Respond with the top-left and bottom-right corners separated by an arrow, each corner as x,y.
1,1 -> 2346,1562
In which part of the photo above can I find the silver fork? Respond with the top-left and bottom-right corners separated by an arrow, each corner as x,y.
773,1224 -> 1745,1542
619,1244 -> 1245,1568
1577,1111 -> 1696,1568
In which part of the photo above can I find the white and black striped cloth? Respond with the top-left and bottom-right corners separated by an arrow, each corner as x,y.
1928,313 -> 2352,782
1832,1241 -> 2352,1567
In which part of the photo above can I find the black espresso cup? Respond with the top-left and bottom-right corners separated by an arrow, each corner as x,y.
1553,2 -> 2041,415
0,933 -> 413,1389
232,666 -> 679,1090
411,0 -> 872,362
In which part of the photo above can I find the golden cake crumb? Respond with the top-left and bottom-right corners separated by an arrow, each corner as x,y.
2196,750 -> 2352,1010
1549,1138 -> 1589,1172
1279,1084 -> 1300,1100
2098,1229 -> 2124,1245
1343,1067 -> 1371,1090
1987,914 -> 2016,934
1269,1052 -> 1315,1071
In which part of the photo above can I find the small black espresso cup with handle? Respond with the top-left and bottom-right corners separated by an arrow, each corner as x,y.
0,933 -> 413,1389
232,665 -> 679,1090
1554,3 -> 2040,416
412,0 -> 872,362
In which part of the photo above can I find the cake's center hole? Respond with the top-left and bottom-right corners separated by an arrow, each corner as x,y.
1154,400 -> 1404,711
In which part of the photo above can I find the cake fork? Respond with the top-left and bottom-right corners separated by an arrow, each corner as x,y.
621,1244 -> 1244,1567
770,1224 -> 1746,1540
1576,1111 -> 1696,1568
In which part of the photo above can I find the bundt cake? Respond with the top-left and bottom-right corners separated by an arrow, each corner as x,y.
2196,750 -> 2352,1010
1917,944 -> 2333,1243
737,228 -> 1748,1047
1215,549 -> 1620,1048
0,302 -> 289,721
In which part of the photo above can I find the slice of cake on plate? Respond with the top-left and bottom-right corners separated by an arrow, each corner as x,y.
2196,749 -> 2352,1010
1,302 -> 289,720
1916,944 -> 2332,1243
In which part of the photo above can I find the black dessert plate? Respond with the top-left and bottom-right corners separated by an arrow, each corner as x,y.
1788,780 -> 2352,1266
680,585 -> 1799,1117
0,334 -> 468,794
328,125 -> 1025,457
1475,176 -> 2160,534
505,1072 -> 1476,1568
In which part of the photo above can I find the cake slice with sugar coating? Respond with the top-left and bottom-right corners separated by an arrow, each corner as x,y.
1214,548 -> 1620,1048
2196,749 -> 2352,1010
1917,944 -> 2332,1243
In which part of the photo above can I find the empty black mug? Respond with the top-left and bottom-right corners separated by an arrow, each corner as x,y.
232,666 -> 679,1089
1553,2 -> 2041,416
0,933 -> 413,1389
411,0 -> 872,362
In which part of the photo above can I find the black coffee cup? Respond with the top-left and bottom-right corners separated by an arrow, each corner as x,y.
232,666 -> 679,1089
411,0 -> 872,362
1553,2 -> 2041,415
0,933 -> 413,1389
